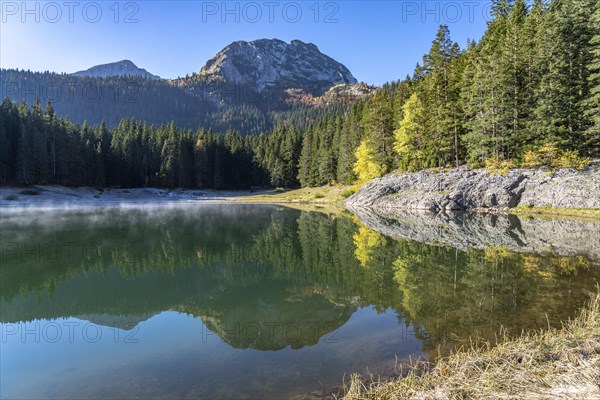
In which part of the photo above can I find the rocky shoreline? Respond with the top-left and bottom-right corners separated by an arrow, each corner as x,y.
346,163 -> 600,211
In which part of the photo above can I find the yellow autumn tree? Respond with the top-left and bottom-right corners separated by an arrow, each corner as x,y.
394,92 -> 428,171
353,140 -> 385,183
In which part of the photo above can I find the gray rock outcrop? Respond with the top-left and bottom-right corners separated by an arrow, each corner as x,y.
346,163 -> 600,211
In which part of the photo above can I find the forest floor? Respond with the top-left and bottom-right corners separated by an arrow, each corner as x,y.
343,291 -> 600,400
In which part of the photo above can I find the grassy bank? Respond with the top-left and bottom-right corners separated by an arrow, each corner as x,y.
235,185 -> 357,205
344,291 -> 600,400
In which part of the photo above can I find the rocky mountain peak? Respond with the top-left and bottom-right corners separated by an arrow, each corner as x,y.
71,60 -> 160,80
198,38 -> 357,94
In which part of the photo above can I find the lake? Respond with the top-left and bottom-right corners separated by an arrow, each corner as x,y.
1,204 -> 599,399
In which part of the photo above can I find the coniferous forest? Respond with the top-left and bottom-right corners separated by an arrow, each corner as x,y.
1,0 -> 598,189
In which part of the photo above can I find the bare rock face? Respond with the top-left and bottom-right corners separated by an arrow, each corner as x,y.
346,163 -> 600,211
200,39 -> 357,94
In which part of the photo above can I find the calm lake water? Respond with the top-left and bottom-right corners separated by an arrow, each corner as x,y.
1,204 -> 599,399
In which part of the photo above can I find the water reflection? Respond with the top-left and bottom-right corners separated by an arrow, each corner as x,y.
1,204 -> 598,398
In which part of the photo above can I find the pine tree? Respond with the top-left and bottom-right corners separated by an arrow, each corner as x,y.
498,0 -> 528,158
0,114 -> 10,183
317,118 -> 337,184
361,92 -> 395,173
16,119 -> 33,185
585,0 -> 600,152
336,118 -> 355,184
419,25 -> 462,168
160,122 -> 178,188
462,6 -> 510,164
521,0 -> 545,147
533,0 -> 594,149
297,125 -> 316,187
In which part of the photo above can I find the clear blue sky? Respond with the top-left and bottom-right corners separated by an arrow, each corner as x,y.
1,1 -> 491,85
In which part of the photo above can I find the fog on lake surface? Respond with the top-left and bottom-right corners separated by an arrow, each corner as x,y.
1,204 -> 599,399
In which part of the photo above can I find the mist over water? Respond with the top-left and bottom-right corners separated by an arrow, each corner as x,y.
1,204 -> 599,399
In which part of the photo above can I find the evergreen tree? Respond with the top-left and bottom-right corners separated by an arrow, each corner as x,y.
585,0 -> 600,152
532,0 -> 594,149
498,0 -> 528,158
317,118 -> 337,184
462,7 -> 510,164
360,92 -> 395,173
0,108 -> 11,183
420,25 -> 458,167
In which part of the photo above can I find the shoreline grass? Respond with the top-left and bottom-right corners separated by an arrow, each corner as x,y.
234,185 -> 356,205
343,291 -> 600,400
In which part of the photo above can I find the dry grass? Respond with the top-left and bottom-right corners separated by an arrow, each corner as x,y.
344,291 -> 600,400
235,185 -> 356,205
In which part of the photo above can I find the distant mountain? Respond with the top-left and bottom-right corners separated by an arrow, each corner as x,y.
174,39 -> 361,107
201,38 -> 356,91
71,60 -> 161,80
1,39 -> 370,133
0,69 -> 216,130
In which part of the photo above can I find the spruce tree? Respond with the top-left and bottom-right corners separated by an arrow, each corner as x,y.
298,126 -> 314,187
533,0 -> 594,149
585,0 -> 600,152
360,92 -> 395,173
421,25 -> 457,167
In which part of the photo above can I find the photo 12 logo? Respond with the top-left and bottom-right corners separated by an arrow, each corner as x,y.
1,321 -> 139,344
1,1 -> 140,24
1,80 -> 141,105
200,1 -> 340,23
401,1 -> 493,23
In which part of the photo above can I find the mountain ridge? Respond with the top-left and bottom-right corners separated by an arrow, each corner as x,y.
0,38 -> 371,133
71,59 -> 161,80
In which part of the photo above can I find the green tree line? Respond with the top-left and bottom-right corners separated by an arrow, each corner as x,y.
0,70 -> 350,136
1,0 -> 598,189
0,97 -> 307,188
306,0 -> 599,184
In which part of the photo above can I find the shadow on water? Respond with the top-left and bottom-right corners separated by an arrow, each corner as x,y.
1,204 -> 599,398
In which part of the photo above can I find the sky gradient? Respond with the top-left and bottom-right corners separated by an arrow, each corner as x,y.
1,1 -> 491,85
